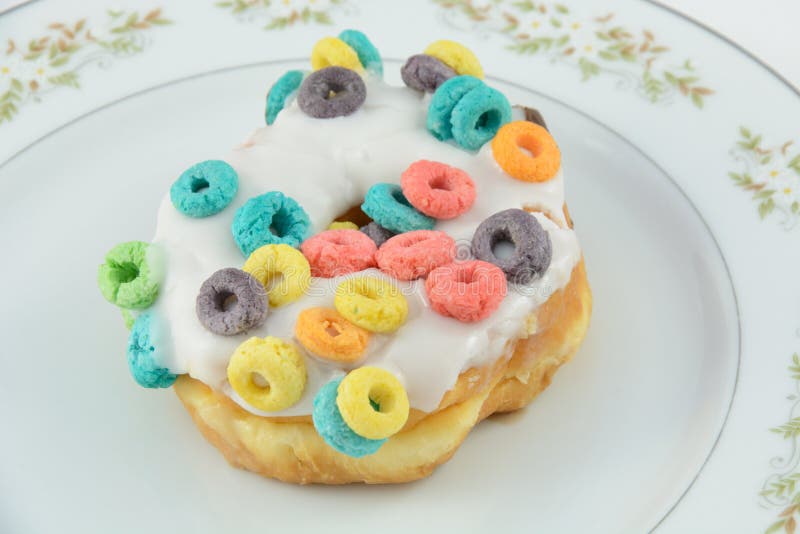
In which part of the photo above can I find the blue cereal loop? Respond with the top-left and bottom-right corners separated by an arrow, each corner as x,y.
426,75 -> 482,141
127,312 -> 178,389
266,70 -> 305,125
338,29 -> 383,76
450,84 -> 512,151
361,183 -> 435,234
312,378 -> 386,458
170,160 -> 239,218
231,191 -> 311,257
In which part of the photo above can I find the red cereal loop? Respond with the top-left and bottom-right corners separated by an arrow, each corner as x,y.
300,230 -> 377,278
425,260 -> 507,322
400,160 -> 476,219
375,230 -> 456,281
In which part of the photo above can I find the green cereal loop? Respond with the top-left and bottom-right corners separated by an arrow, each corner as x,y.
121,309 -> 137,330
97,241 -> 160,309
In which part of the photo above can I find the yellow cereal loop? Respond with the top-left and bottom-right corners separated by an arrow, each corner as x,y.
334,276 -> 408,333
295,307 -> 370,363
311,37 -> 363,72
336,366 -> 409,440
424,40 -> 484,79
243,244 -> 311,307
327,221 -> 359,231
227,336 -> 306,412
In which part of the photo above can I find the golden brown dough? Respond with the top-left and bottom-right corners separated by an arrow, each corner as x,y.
173,259 -> 591,484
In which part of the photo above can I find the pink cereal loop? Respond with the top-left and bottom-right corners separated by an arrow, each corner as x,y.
424,260 -> 507,322
376,230 -> 456,281
400,160 -> 476,219
300,229 -> 377,278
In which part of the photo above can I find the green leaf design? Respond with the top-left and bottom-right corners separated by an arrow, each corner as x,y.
47,71 -> 79,88
766,519 -> 786,534
578,57 -> 600,80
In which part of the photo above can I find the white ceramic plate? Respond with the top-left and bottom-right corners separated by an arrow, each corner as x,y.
0,1 -> 797,533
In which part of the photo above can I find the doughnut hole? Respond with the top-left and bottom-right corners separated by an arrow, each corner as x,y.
333,203 -> 372,227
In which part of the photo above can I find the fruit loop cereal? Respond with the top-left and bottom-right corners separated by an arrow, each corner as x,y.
227,336 -> 307,412
295,307 -> 370,364
491,121 -> 561,182
400,160 -> 476,219
375,230 -> 456,281
336,366 -> 409,440
313,378 -> 386,457
242,244 -> 311,307
334,276 -> 408,333
300,229 -> 377,278
425,260 -> 508,322
195,268 -> 267,335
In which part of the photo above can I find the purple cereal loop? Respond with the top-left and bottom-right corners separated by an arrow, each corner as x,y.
196,268 -> 268,335
471,209 -> 552,284
359,222 -> 395,248
297,66 -> 367,119
401,54 -> 456,93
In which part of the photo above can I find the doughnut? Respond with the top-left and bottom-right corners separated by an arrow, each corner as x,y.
334,276 -> 408,333
98,30 -> 592,484
242,244 -> 311,307
424,40 -> 484,78
298,66 -> 367,119
338,29 -> 383,76
97,241 -> 160,310
425,260 -> 508,322
313,378 -> 387,458
514,104 -> 548,131
336,367 -> 410,440
295,307 -> 370,364
311,37 -> 363,72
195,268 -> 268,335
127,312 -> 177,388
375,230 -> 456,281
401,54 -> 456,93
472,209 -> 552,284
361,183 -> 435,233
400,160 -> 476,219
227,336 -> 306,412
359,221 -> 395,247
266,70 -> 305,125
300,229 -> 377,278
491,120 -> 561,183
231,191 -> 311,256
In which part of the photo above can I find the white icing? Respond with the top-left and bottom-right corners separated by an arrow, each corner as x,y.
150,77 -> 581,415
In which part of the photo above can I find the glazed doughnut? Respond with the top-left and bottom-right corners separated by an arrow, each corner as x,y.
97,32 -> 591,484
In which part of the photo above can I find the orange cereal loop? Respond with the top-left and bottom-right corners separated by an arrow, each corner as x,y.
491,121 -> 561,183
295,307 -> 370,364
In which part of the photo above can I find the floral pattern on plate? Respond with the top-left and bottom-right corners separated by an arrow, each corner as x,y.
762,353 -> 800,533
214,0 -> 346,29
0,8 -> 172,124
729,127 -> 800,228
432,0 -> 713,108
